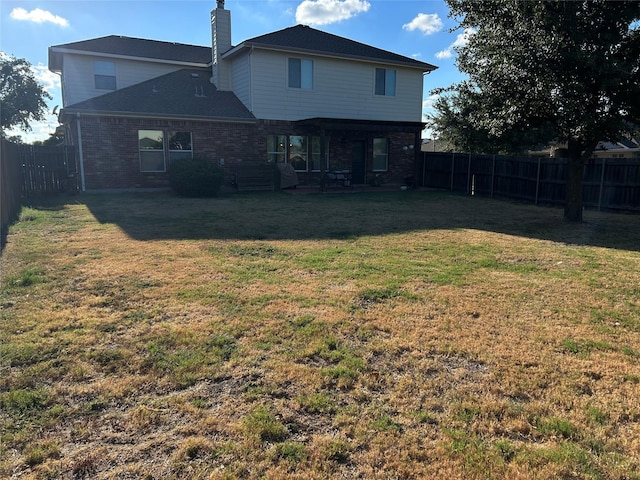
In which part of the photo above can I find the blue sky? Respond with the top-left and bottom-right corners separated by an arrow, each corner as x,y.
1,0 -> 471,142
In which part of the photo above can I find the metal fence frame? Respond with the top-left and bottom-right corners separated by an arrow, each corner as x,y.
421,152 -> 640,212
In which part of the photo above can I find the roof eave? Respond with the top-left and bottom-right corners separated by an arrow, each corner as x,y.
294,117 -> 426,132
48,46 -> 211,68
61,108 -> 256,124
224,42 -> 437,72
48,47 -> 62,73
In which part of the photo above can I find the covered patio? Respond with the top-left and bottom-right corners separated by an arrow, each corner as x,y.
289,117 -> 425,188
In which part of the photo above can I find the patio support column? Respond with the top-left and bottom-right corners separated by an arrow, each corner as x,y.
76,113 -> 86,192
413,130 -> 420,187
320,127 -> 326,192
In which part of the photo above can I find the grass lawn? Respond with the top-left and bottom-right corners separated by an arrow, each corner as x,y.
1,190 -> 639,479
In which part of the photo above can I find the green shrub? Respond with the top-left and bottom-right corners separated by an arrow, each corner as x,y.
169,157 -> 225,197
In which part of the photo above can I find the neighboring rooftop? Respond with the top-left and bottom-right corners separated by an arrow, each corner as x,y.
49,35 -> 212,71
61,68 -> 255,122
228,24 -> 437,71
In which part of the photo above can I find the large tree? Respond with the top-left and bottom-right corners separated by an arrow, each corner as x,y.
431,0 -> 640,221
1,54 -> 52,136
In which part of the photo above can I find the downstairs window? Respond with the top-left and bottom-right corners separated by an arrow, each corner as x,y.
139,130 -> 165,172
267,135 -> 330,172
139,130 -> 193,172
373,138 -> 389,171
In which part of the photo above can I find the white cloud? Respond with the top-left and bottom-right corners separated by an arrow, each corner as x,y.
10,7 -> 69,27
33,63 -> 61,95
422,93 -> 440,111
402,13 -> 443,36
296,0 -> 370,26
453,28 -> 476,48
434,28 -> 476,60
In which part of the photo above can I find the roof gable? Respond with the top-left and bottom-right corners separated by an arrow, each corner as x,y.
63,68 -> 255,122
232,25 -> 436,71
50,35 -> 212,65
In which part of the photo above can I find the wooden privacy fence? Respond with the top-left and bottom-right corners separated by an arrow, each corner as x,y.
1,140 -> 23,238
420,152 -> 640,212
1,141 -> 77,243
20,144 -> 78,195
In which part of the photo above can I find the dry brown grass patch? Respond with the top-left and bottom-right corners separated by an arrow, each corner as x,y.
1,191 -> 639,479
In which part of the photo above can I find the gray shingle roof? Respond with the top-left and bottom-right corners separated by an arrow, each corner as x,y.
63,69 -> 255,121
50,35 -> 212,65
234,25 -> 436,71
50,27 -> 435,71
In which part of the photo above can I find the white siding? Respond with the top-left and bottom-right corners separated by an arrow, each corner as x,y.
248,50 -> 424,122
230,53 -> 251,110
62,54 -> 195,106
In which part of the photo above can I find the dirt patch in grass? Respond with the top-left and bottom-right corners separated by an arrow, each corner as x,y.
1,191 -> 639,479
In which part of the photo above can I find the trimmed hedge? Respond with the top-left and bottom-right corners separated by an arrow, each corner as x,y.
169,157 -> 225,197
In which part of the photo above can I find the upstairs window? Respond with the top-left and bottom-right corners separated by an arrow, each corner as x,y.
374,68 -> 396,96
288,58 -> 313,89
94,60 -> 116,90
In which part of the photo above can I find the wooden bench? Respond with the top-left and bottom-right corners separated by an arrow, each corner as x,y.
234,164 -> 275,191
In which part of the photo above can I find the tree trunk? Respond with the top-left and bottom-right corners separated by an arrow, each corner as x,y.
564,140 -> 585,222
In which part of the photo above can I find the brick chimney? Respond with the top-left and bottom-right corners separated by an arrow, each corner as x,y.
211,1 -> 231,90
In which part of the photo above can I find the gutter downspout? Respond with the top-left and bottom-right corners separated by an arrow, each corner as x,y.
76,113 -> 86,192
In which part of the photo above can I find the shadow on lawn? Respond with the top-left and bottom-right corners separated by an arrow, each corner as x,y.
39,190 -> 640,251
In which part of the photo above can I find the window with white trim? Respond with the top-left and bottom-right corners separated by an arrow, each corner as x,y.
289,135 -> 308,171
311,136 -> 330,172
168,132 -> 193,164
267,135 -> 287,164
288,58 -> 313,89
94,60 -> 116,90
374,68 -> 396,96
266,135 -> 329,172
373,138 -> 389,171
139,130 -> 165,172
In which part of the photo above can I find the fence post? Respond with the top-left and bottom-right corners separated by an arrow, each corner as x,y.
20,146 -> 29,197
467,153 -> 472,195
491,155 -> 496,198
535,156 -> 542,205
598,158 -> 606,212
450,153 -> 455,191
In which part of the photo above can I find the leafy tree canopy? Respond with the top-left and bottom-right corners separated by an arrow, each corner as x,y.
1,54 -> 52,135
32,133 -> 64,147
429,0 -> 640,220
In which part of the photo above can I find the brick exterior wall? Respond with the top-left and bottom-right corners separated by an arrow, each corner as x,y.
321,130 -> 418,186
68,115 -> 420,190
68,116 -> 260,190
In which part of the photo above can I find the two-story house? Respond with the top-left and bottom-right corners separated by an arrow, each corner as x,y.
49,0 -> 437,191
